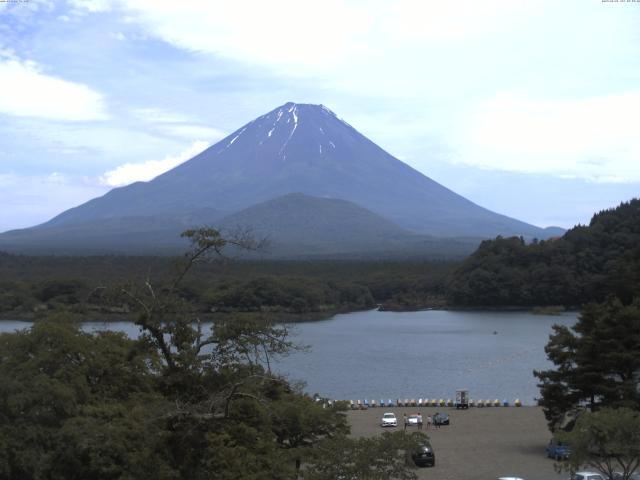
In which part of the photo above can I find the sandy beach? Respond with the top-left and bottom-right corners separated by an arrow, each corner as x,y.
347,406 -> 567,480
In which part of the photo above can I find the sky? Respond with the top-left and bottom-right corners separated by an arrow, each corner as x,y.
0,0 -> 639,232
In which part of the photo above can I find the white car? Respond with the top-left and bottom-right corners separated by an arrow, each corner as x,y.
407,414 -> 419,426
381,412 -> 397,427
573,472 -> 604,480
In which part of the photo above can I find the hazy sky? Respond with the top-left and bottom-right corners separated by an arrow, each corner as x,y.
1,0 -> 639,232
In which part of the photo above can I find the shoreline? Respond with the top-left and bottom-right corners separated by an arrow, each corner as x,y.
0,305 -> 579,323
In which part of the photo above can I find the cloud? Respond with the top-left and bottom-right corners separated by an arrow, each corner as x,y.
449,92 -> 640,183
65,0 -> 638,106
159,124 -> 226,141
68,0 -> 111,13
0,172 -> 108,232
74,0 -> 538,77
0,58 -> 108,121
99,140 -> 209,187
131,107 -> 192,123
380,0 -> 523,41
79,0 -> 374,70
130,107 -> 227,140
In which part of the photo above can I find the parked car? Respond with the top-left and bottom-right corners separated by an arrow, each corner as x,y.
408,440 -> 435,467
407,414 -> 419,426
573,472 -> 604,480
546,438 -> 570,460
433,412 -> 449,426
381,412 -> 397,427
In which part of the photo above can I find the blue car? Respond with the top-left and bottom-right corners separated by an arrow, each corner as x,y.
546,439 -> 570,460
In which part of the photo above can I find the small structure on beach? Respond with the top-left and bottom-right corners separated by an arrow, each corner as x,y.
455,389 -> 469,409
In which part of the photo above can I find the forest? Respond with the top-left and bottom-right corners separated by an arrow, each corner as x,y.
447,199 -> 640,308
0,252 -> 455,321
0,229 -> 428,480
1,199 -> 639,320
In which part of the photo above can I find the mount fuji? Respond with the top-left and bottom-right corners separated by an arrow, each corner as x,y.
0,102 -> 561,256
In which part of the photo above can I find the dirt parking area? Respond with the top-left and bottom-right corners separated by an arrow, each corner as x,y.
347,406 -> 566,480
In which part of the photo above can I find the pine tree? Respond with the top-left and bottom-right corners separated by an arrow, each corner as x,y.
534,297 -> 640,429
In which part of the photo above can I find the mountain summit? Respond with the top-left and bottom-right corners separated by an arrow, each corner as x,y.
0,102 -> 558,255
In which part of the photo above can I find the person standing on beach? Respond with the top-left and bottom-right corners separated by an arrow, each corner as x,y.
403,413 -> 408,431
434,412 -> 440,429
426,414 -> 432,430
417,412 -> 423,430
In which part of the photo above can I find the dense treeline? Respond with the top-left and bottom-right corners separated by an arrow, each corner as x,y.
447,199 -> 640,307
534,296 -> 640,480
4,198 -> 639,315
0,253 -> 456,320
535,296 -> 640,429
0,229 -> 426,479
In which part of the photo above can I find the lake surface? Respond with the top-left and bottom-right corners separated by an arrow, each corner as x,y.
275,309 -> 578,404
0,309 -> 578,404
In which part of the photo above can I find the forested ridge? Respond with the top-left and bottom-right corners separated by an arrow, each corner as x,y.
447,199 -> 640,307
2,199 -> 639,316
0,254 -> 455,320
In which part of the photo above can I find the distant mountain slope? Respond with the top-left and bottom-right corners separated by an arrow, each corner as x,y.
447,198 -> 640,307
0,210 -> 221,255
542,226 -> 567,238
0,102 -> 559,255
216,193 -> 414,255
218,193 -> 488,259
0,193 -> 480,258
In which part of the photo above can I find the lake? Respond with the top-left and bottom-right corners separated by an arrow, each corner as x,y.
275,309 -> 578,404
0,309 -> 578,404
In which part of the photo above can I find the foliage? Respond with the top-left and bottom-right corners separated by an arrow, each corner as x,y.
0,227 -> 420,479
303,431 -> 428,480
448,199 -> 640,307
0,252 -> 455,319
557,408 -> 640,480
0,315 -> 174,479
534,297 -> 640,429
204,276 -> 375,314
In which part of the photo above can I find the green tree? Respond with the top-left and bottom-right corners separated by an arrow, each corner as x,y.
114,228 -> 337,477
0,228 -> 425,479
0,315 -> 173,480
557,408 -> 640,480
534,297 -> 640,429
303,431 -> 427,480
448,199 -> 640,308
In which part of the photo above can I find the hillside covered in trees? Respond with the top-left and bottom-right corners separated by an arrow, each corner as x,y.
3,199 -> 638,317
447,199 -> 640,307
0,253 -> 455,321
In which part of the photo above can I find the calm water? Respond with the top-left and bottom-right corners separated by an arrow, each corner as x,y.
0,310 -> 577,404
276,309 -> 578,404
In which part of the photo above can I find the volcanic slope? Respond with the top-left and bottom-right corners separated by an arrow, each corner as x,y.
0,102 -> 558,255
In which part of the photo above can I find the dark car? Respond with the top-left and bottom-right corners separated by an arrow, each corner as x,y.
433,412 -> 450,426
546,438 -> 570,460
408,441 -> 436,467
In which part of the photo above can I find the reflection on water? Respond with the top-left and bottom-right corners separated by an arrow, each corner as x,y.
0,309 -> 577,403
